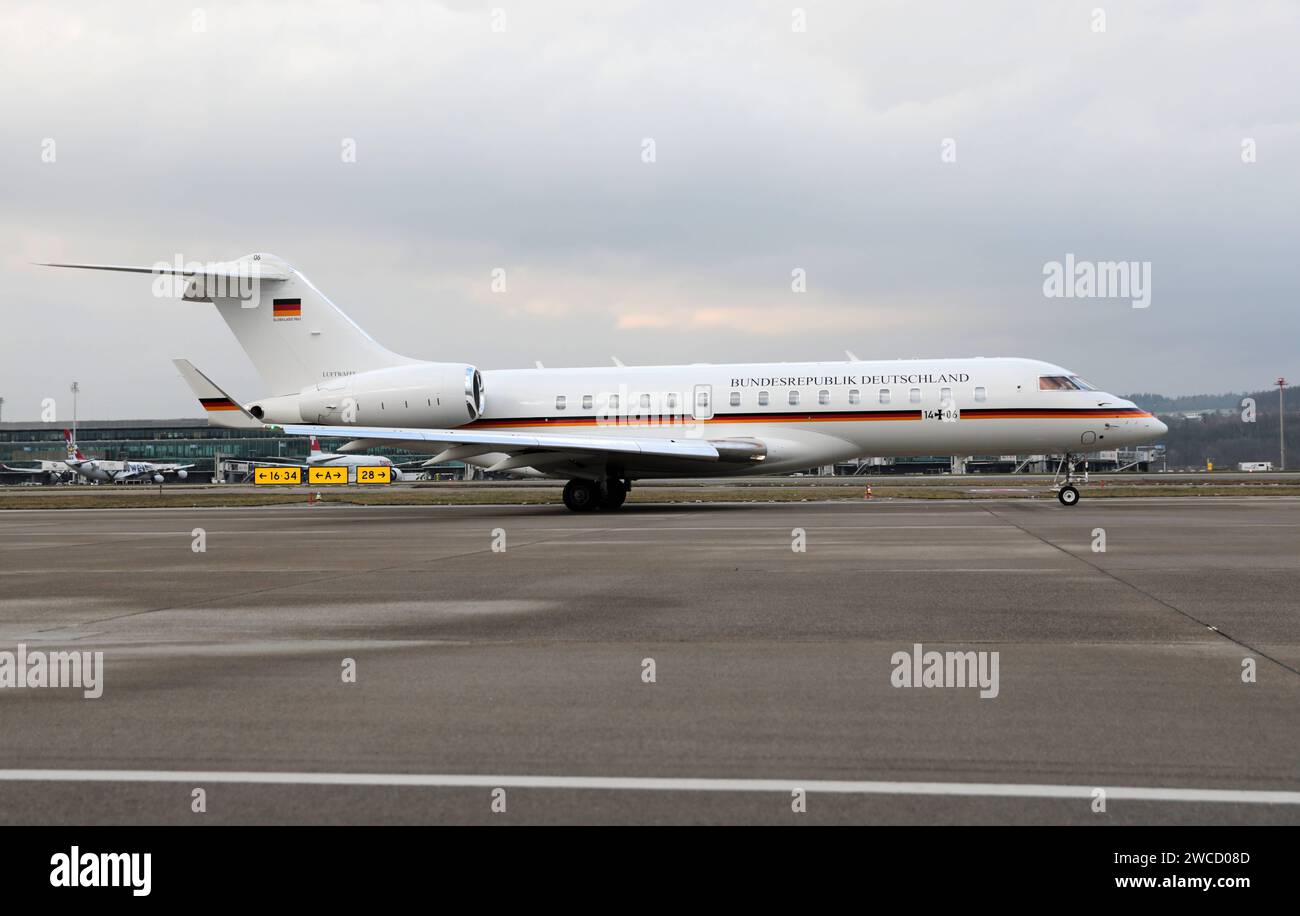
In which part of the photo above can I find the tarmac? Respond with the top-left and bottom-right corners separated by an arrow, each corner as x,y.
0,496 -> 1296,824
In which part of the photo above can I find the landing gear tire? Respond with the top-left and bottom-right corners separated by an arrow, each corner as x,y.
1057,485 -> 1079,506
600,479 -> 628,510
562,479 -> 600,512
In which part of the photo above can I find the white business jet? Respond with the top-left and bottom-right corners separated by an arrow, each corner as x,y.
41,254 -> 1166,509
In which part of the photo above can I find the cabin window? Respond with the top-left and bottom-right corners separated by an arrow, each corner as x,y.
818,389 -> 830,405
758,391 -> 769,406
878,388 -> 890,405
555,395 -> 566,410
848,389 -> 860,405
582,394 -> 593,409
910,388 -> 921,403
940,387 -> 952,406
696,389 -> 709,407
730,391 -> 741,407
974,386 -> 987,402
639,393 -> 651,409
608,394 -> 619,409
788,390 -> 800,406
667,393 -> 678,410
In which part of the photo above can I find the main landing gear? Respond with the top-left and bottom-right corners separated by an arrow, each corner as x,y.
562,477 -> 630,512
1053,453 -> 1088,506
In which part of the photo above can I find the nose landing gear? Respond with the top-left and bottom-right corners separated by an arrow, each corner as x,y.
1053,454 -> 1087,506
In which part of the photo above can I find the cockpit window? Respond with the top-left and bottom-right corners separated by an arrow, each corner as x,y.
1038,376 -> 1078,390
1069,375 -> 1098,391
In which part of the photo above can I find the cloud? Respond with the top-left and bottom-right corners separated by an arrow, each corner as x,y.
0,0 -> 1298,419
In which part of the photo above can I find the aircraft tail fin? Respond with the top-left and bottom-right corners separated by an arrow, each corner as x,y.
42,254 -> 418,395
63,429 -> 85,461
173,359 -> 264,429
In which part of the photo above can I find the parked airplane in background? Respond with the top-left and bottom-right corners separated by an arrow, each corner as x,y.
294,436 -> 403,481
242,434 -> 404,483
43,253 -> 1167,509
62,430 -> 195,484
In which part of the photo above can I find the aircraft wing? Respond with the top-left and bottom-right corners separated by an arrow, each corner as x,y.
278,423 -> 761,475
1,464 -> 60,475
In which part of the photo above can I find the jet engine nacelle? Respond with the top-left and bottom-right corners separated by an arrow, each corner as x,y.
177,470 -> 188,480
251,363 -> 484,428
152,473 -> 164,484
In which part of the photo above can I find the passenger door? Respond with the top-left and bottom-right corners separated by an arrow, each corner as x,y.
692,384 -> 713,420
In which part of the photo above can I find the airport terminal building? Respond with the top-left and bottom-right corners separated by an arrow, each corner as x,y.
0,418 -> 1164,484
0,419 -> 466,483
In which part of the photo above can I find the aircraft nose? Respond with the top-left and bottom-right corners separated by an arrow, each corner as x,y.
1129,400 -> 1168,436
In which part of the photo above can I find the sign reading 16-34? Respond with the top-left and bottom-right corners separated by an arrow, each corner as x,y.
254,466 -> 302,485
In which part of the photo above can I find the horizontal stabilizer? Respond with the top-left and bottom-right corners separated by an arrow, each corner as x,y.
173,359 -> 263,429
36,259 -> 291,281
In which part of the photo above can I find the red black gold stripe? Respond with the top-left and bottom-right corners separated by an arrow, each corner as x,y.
962,408 -> 1152,420
199,397 -> 240,412
464,407 -> 1153,429
273,298 -> 301,318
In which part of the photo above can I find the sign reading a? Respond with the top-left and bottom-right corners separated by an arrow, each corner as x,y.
308,466 -> 349,485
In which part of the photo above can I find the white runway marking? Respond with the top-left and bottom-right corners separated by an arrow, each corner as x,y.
0,770 -> 1296,804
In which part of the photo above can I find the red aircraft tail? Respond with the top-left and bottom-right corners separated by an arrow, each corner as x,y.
63,429 -> 86,461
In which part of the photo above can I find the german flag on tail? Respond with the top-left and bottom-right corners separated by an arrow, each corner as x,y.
273,298 -> 301,319
199,397 -> 241,412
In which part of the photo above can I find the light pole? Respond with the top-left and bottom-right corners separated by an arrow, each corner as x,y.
1279,377 -> 1288,471
0,396 -> 5,423
70,381 -> 79,445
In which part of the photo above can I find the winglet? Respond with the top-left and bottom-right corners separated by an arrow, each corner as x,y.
173,359 -> 263,429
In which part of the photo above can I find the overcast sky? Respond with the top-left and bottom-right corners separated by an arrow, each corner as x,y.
1,0 -> 1297,421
